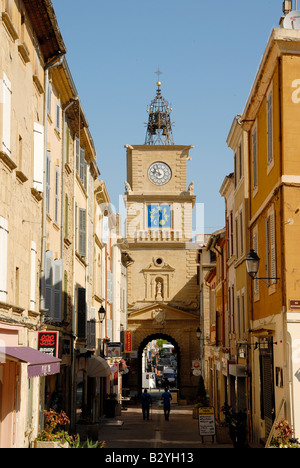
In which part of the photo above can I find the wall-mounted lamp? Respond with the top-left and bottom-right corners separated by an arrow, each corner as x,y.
98,305 -> 106,323
196,328 -> 202,340
245,249 -> 280,281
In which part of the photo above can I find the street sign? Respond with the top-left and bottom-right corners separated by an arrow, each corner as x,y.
198,406 -> 216,437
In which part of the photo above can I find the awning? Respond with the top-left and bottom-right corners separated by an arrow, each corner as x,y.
5,347 -> 61,378
87,355 -> 111,378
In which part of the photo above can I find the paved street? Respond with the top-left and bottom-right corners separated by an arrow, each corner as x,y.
98,397 -> 234,450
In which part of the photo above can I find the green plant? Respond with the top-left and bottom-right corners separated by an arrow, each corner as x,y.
68,434 -> 105,449
270,419 -> 300,448
37,409 -> 70,442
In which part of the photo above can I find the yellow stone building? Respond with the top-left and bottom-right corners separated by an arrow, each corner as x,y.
241,26 -> 300,442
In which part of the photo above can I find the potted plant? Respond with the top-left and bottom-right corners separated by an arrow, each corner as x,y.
35,409 -> 71,448
269,419 -> 300,448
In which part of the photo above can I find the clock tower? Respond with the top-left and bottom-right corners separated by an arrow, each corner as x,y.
124,80 -> 200,400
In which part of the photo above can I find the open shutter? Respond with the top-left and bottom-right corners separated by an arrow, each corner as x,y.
0,217 -> 8,302
79,208 -> 86,257
270,210 -> 276,284
2,73 -> 11,155
33,123 -> 44,191
53,259 -> 62,322
55,166 -> 59,224
46,152 -> 51,214
265,217 -> 270,287
30,241 -> 37,311
253,233 -> 259,295
45,250 -> 53,317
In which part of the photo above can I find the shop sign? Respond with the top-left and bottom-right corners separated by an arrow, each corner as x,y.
107,342 -> 121,357
37,331 -> 59,357
124,331 -> 132,353
289,299 -> 300,310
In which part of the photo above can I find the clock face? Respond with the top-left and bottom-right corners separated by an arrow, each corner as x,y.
148,162 -> 171,185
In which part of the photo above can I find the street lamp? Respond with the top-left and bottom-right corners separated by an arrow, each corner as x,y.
98,305 -> 106,323
245,249 -> 280,280
245,249 -> 260,279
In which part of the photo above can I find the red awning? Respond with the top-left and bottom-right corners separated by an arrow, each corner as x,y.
5,347 -> 61,378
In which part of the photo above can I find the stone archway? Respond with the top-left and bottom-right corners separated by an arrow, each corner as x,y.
138,332 -> 181,395
126,303 -> 200,402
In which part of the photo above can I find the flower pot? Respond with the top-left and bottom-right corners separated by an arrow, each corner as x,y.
34,440 -> 69,449
216,426 -> 232,444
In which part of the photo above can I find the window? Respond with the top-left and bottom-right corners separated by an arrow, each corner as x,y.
65,194 -> 69,238
80,148 -> 87,189
252,127 -> 258,190
2,73 -> 11,156
78,208 -> 87,257
267,92 -> 273,166
46,152 -> 51,214
33,123 -> 44,192
240,209 -> 244,256
56,101 -> 61,133
265,209 -> 276,286
0,217 -> 8,302
239,141 -> 243,180
30,241 -> 37,311
253,232 -> 259,295
45,251 -> 62,322
77,287 -> 86,339
54,166 -> 59,224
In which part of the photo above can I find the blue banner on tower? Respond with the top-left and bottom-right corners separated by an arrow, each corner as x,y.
148,204 -> 171,228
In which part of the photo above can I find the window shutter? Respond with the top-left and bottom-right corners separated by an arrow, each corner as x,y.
253,233 -> 259,295
270,210 -> 276,284
87,320 -> 96,349
75,138 -> 80,174
265,217 -> 270,287
45,250 -> 53,317
79,208 -> 86,257
267,93 -> 273,165
46,152 -> 51,214
53,259 -> 62,322
56,101 -> 61,132
77,287 -> 86,338
33,123 -> 44,192
252,129 -> 257,189
0,217 -> 8,302
65,194 -> 69,238
2,73 -> 12,155
55,166 -> 59,224
30,241 -> 37,311
75,202 -> 78,250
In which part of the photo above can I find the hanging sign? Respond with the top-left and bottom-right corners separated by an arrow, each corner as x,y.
124,331 -> 132,353
107,342 -> 121,357
37,331 -> 59,358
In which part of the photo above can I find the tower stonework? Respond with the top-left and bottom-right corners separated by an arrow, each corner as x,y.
124,142 -> 200,400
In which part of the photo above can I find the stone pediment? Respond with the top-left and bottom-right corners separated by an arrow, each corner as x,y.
128,303 -> 198,324
141,260 -> 175,273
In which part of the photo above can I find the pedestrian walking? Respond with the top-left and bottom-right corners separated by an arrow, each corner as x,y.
161,387 -> 172,421
141,389 -> 152,421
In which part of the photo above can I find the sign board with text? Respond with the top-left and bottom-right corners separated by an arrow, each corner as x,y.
198,406 -> 216,437
37,331 -> 59,357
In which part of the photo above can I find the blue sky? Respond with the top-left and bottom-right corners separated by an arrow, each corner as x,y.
52,0 -> 284,234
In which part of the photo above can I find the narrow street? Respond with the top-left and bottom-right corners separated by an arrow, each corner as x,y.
98,390 -> 233,450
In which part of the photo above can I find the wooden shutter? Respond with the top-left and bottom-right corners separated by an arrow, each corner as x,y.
30,241 -> 37,311
265,217 -> 270,287
267,93 -> 273,165
252,128 -> 257,189
53,259 -> 62,322
46,152 -> 51,214
75,138 -> 80,173
33,123 -> 44,192
45,250 -> 53,317
2,73 -> 11,155
87,320 -> 96,349
0,217 -> 8,302
77,287 -> 86,338
55,166 -> 59,224
79,208 -> 86,257
270,210 -> 276,284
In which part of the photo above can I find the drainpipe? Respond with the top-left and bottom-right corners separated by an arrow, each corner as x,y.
40,54 -> 65,315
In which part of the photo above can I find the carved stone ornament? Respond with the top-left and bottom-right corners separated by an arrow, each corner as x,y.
152,308 -> 166,325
